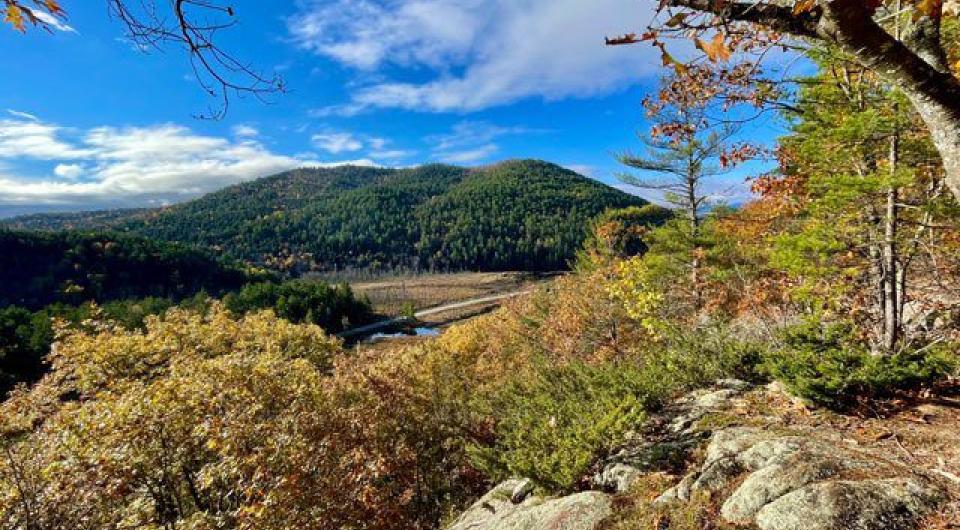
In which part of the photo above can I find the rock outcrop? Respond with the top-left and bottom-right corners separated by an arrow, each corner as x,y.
446,381 -> 950,530
445,479 -> 612,530
592,379 -> 751,493
658,427 -> 946,530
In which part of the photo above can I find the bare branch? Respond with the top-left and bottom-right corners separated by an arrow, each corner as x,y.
102,0 -> 284,119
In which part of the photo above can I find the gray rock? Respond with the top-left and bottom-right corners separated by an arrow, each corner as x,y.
703,427 -> 769,465
446,480 -> 612,530
511,478 -> 535,504
716,378 -> 753,391
654,472 -> 697,505
691,455 -> 742,492
734,437 -> 805,470
755,478 -> 944,530
721,456 -> 843,522
592,463 -> 642,493
663,427 -> 946,530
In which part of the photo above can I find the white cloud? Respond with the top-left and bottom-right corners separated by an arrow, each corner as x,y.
0,116 -> 377,209
426,121 -> 538,164
288,0 -> 659,112
53,163 -> 84,179
311,132 -> 364,153
232,124 -> 259,138
0,119 -> 93,159
436,144 -> 498,164
33,10 -> 76,33
563,164 -> 597,178
7,110 -> 39,121
367,137 -> 415,160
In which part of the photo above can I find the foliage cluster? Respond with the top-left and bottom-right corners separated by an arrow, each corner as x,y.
1,279 -> 370,397
0,228 -> 253,310
0,306 -> 484,530
468,361 -> 654,492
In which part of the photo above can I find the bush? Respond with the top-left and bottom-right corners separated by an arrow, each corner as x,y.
653,324 -> 765,386
468,361 -> 665,492
763,319 -> 958,408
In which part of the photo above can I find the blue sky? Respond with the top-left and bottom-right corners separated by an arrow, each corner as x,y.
0,0 -> 785,217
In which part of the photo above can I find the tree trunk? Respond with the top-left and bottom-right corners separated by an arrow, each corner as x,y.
901,93 -> 960,199
665,0 -> 960,202
687,168 -> 702,309
819,0 -> 960,201
881,128 -> 901,352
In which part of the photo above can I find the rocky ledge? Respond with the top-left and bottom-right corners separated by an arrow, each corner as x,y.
658,426 -> 945,530
446,380 -> 952,530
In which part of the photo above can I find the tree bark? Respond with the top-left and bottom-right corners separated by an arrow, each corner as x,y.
820,0 -> 960,200
687,165 -> 703,309
882,150 -> 899,352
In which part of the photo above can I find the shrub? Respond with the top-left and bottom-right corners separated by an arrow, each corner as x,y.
652,324 -> 765,386
468,361 -> 666,492
763,319 -> 958,408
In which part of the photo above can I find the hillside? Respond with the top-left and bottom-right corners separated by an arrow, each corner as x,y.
3,161 -> 649,273
0,229 -> 251,311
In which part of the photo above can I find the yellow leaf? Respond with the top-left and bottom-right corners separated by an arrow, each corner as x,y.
5,5 -> 25,32
793,0 -> 817,14
659,48 -> 688,74
696,33 -> 732,63
913,0 -> 942,19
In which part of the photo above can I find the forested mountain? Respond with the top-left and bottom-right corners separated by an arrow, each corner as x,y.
3,161 -> 649,272
0,230 -> 252,311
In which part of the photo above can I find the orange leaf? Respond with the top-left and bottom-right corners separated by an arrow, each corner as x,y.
659,48 -> 689,74
45,0 -> 65,15
696,33 -> 732,62
793,0 -> 817,14
5,5 -> 25,32
913,0 -> 942,19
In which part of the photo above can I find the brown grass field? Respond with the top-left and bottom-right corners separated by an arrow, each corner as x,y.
348,271 -> 555,316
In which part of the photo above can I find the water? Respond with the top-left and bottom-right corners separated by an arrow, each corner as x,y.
365,327 -> 440,342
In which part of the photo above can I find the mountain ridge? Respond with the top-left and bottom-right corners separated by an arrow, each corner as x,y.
3,160 -> 650,273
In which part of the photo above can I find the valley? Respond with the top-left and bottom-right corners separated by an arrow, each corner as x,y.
3,2 -> 960,530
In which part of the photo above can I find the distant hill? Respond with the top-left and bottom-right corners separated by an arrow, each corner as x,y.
0,229 -> 251,311
3,160 -> 650,273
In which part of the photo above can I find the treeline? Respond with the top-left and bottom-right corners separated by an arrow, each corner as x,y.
0,229 -> 251,310
4,161 -> 649,273
0,230 -> 371,396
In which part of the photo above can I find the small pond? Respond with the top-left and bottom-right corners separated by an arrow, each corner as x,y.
363,327 -> 441,343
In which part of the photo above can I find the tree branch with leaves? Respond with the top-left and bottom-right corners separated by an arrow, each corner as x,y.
611,0 -> 960,205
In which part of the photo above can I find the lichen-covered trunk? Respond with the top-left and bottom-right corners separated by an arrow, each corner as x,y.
904,91 -> 960,200
820,0 -> 960,203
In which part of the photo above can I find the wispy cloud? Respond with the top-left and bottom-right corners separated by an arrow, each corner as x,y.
232,124 -> 260,138
311,132 -> 364,154
7,110 -> 39,121
368,137 -> 415,160
426,121 -> 541,164
0,116 -> 375,210
563,164 -> 597,178
33,11 -> 76,33
0,118 -> 94,159
288,0 -> 659,113
436,144 -> 497,164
